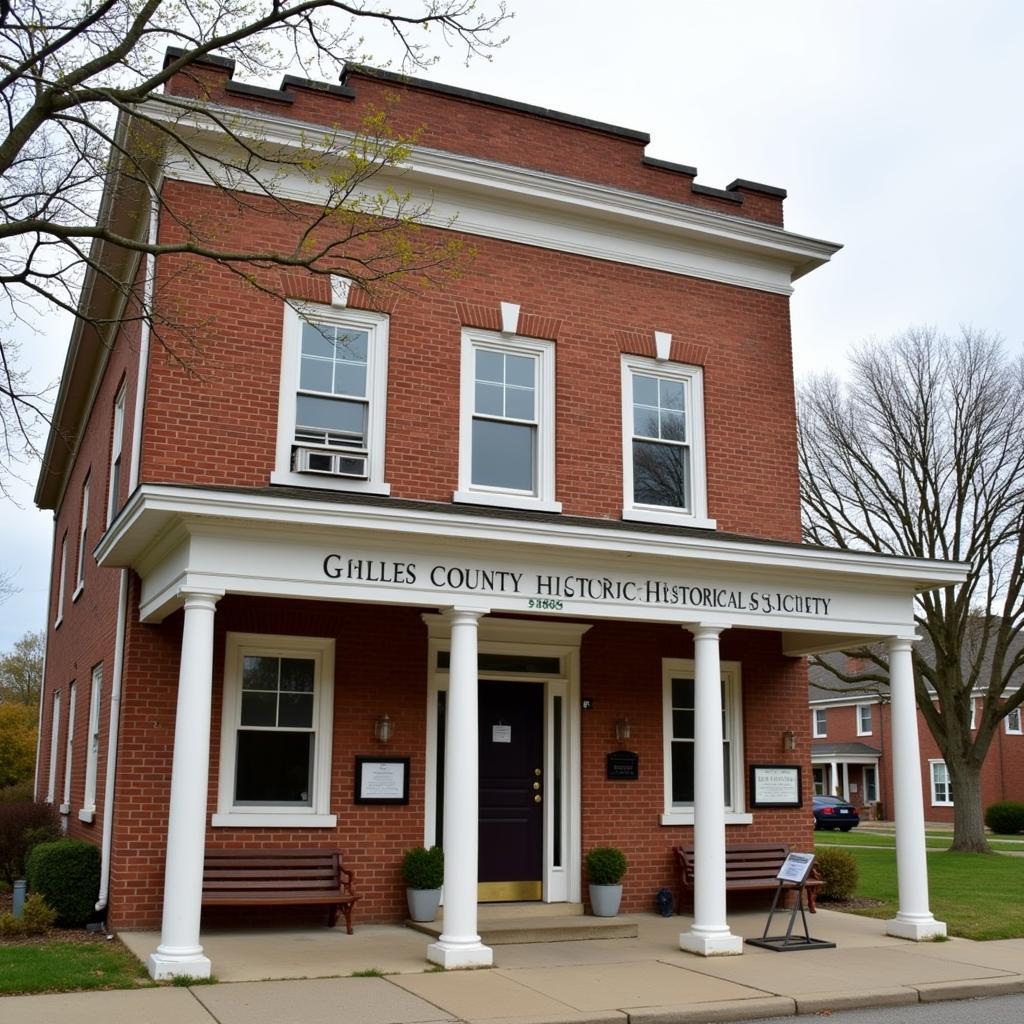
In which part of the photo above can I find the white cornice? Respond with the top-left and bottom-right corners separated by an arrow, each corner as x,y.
96,484 -> 968,592
139,98 -> 841,295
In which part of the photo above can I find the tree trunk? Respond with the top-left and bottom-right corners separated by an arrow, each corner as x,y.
947,759 -> 991,852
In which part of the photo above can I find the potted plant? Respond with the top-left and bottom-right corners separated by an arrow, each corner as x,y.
401,846 -> 444,922
586,846 -> 627,917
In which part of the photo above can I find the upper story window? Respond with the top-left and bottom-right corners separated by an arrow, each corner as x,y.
661,658 -> 748,825
55,532 -> 68,626
214,632 -> 336,828
1006,707 -> 1022,735
272,303 -> 390,495
856,703 -> 873,736
620,355 -> 713,529
73,475 -> 90,599
107,383 -> 126,526
812,707 -> 827,738
455,330 -> 559,512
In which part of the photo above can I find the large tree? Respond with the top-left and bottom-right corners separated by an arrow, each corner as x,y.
0,628 -> 44,705
798,326 -> 1024,852
0,0 -> 510,495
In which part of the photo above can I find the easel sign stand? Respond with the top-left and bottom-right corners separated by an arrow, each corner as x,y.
746,852 -> 836,952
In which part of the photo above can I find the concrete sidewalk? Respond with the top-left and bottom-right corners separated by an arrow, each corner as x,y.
6,911 -> 1024,1024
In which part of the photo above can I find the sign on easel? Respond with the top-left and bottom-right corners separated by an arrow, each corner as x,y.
745,852 -> 835,952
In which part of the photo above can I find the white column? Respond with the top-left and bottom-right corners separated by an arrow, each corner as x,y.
831,760 -> 839,795
885,636 -> 946,940
428,607 -> 493,968
679,624 -> 742,956
842,763 -> 851,803
147,592 -> 221,980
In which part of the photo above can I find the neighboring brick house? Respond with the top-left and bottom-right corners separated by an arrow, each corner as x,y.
809,655 -> 1024,823
34,50 -> 968,978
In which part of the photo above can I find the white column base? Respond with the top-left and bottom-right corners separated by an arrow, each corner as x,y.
147,948 -> 212,980
886,915 -> 947,941
678,928 -> 744,956
426,939 -> 494,968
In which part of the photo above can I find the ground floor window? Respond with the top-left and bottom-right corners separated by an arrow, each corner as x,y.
812,766 -> 826,796
929,760 -> 952,806
661,658 -> 746,824
863,765 -> 878,803
214,633 -> 336,827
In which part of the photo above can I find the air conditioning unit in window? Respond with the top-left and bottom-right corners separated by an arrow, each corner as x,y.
293,446 -> 368,479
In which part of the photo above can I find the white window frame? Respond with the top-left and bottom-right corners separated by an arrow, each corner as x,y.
455,328 -> 560,513
856,703 -> 873,736
60,682 -> 76,814
929,759 -> 953,806
863,765 -> 878,804
969,697 -> 976,730
1006,706 -> 1022,735
660,658 -> 750,825
107,383 -> 126,525
46,690 -> 61,803
272,302 -> 391,495
55,532 -> 67,626
812,707 -> 827,738
80,664 -> 103,822
73,476 -> 89,599
620,354 -> 714,529
214,632 -> 336,827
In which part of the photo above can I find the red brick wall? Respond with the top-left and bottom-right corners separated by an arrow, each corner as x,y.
109,601 -> 811,928
142,180 -> 802,542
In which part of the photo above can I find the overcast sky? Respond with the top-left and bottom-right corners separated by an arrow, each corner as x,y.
2,0 -> 1022,649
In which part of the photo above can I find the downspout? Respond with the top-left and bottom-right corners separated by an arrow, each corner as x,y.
96,182 -> 159,913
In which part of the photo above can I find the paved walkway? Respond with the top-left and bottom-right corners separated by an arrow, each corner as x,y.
5,911 -> 1024,1024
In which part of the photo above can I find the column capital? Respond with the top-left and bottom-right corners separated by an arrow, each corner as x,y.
887,635 -> 918,654
685,623 -> 726,640
443,606 -> 490,625
180,590 -> 223,613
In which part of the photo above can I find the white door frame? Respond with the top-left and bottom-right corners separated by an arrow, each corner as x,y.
422,615 -> 588,903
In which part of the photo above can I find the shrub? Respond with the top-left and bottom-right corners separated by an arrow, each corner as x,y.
0,780 -> 34,803
0,800 -> 61,885
20,893 -> 58,935
26,839 -> 101,926
0,911 -> 23,937
985,801 -> 1024,835
816,848 -> 859,901
585,846 -> 627,886
401,846 -> 444,890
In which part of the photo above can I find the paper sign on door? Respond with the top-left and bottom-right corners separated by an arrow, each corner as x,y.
492,725 -> 512,743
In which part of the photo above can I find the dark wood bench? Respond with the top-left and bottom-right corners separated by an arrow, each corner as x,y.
202,849 -> 359,933
674,843 -> 822,915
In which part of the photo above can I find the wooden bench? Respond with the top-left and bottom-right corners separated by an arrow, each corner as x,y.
674,843 -> 822,915
202,849 -> 359,934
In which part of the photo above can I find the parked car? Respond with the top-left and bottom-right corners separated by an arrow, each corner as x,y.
812,795 -> 860,831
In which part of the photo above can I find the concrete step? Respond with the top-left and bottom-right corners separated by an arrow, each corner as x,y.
477,901 -> 584,921
406,913 -> 638,945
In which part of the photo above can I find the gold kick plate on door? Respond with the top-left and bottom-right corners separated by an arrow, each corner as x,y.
478,880 -> 543,901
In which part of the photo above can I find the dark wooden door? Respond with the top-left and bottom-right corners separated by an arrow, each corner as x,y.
478,681 -> 544,901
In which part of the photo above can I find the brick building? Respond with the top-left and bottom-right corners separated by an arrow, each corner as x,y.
809,657 -> 1024,824
34,51 -> 968,979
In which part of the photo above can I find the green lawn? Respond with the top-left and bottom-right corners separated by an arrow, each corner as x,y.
815,830 -> 1024,853
0,941 -> 151,996
816,844 -> 1024,940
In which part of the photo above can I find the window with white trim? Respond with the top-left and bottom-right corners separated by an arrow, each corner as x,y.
55,532 -> 67,626
455,329 -> 559,512
80,664 -> 103,821
73,476 -> 89,597
272,303 -> 390,494
661,658 -> 747,825
812,707 -> 827,738
1006,707 -> 1022,735
863,765 -> 878,803
856,703 -> 873,736
60,682 -> 76,814
621,355 -> 713,528
107,384 -> 126,525
46,690 -> 61,803
930,760 -> 953,806
214,633 -> 336,827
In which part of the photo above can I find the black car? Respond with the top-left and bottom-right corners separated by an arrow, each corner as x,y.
812,795 -> 860,831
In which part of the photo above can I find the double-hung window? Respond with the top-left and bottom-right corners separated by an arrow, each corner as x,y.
55,532 -> 67,626
661,658 -> 748,825
930,760 -> 953,806
73,476 -> 89,598
273,304 -> 390,494
856,703 -> 873,736
80,664 -> 103,822
812,707 -> 827,738
46,691 -> 61,803
107,384 -> 126,525
214,633 -> 336,827
1006,707 -> 1022,735
60,682 -> 76,814
621,356 -> 712,528
456,330 -> 559,512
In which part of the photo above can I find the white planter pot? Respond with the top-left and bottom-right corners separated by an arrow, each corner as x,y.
406,887 -> 442,922
589,883 -> 623,917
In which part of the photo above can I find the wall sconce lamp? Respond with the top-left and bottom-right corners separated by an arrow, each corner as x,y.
782,729 -> 796,754
374,713 -> 393,744
615,717 -> 632,744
